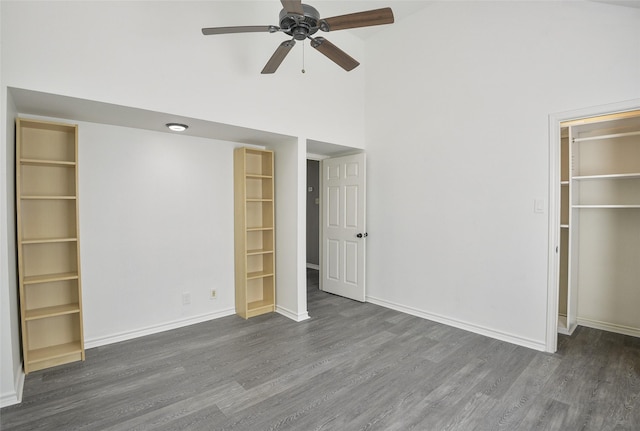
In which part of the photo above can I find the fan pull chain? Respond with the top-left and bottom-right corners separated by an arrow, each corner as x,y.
302,40 -> 306,74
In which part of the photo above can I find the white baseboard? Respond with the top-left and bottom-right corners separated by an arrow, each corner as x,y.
0,363 -> 24,408
0,391 -> 19,408
276,305 -> 310,322
306,263 -> 319,270
366,295 -> 546,352
84,308 -> 236,349
577,317 -> 640,338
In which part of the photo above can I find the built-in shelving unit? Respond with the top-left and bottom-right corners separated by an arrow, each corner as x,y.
557,126 -> 571,333
558,110 -> 640,336
234,147 -> 275,319
16,118 -> 85,373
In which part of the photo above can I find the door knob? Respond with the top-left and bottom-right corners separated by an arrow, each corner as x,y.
356,232 -> 368,238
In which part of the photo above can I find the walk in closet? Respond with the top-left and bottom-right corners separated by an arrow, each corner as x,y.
16,118 -> 85,373
557,110 -> 640,337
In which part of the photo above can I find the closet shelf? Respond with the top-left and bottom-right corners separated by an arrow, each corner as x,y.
573,205 -> 640,209
246,174 -> 273,179
572,173 -> 640,180
572,130 -> 640,143
246,198 -> 273,202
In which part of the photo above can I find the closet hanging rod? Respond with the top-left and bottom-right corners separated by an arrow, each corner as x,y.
572,130 -> 640,143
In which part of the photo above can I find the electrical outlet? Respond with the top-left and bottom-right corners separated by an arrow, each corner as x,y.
182,292 -> 191,305
210,289 -> 217,300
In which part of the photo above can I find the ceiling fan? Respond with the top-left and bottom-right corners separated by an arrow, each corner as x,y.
202,0 -> 394,74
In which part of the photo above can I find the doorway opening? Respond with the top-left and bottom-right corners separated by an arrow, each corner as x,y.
547,99 -> 640,353
306,158 -> 321,309
306,159 -> 320,271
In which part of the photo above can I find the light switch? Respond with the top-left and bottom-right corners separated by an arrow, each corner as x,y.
308,186 -> 313,192
534,199 -> 544,213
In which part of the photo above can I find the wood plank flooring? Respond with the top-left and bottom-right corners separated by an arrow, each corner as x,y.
2,269 -> 639,430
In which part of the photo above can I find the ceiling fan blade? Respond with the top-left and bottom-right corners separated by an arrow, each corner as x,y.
310,37 -> 359,71
281,0 -> 304,15
320,8 -> 394,32
261,39 -> 296,74
202,25 -> 278,35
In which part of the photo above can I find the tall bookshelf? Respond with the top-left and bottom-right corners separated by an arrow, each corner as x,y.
16,118 -> 85,373
234,147 -> 275,319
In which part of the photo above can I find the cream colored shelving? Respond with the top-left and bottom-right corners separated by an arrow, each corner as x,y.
234,147 -> 275,319
16,118 -> 85,373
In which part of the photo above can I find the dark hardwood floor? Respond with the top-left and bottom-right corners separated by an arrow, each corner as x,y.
1,269 -> 639,430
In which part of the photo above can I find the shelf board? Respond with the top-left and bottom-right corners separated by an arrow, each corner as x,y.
20,195 -> 76,200
246,227 -> 274,232
22,237 -> 77,245
247,248 -> 274,256
20,158 -> 76,167
572,173 -> 640,180
561,224 -> 569,229
246,270 -> 274,280
560,181 -> 569,185
23,272 -> 79,285
27,341 -> 82,364
561,110 -> 640,127
573,205 -> 640,209
246,174 -> 273,179
573,130 -> 640,142
246,198 -> 273,202
25,303 -> 80,321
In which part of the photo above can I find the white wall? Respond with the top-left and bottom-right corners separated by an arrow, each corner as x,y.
1,82 -> 24,407
0,0 -> 365,148
272,137 -> 309,322
364,1 -> 640,350
75,120 -> 238,344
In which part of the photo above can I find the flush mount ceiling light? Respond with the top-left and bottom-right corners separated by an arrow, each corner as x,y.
166,123 -> 188,132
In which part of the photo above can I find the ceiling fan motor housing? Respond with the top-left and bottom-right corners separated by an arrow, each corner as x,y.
279,4 -> 320,40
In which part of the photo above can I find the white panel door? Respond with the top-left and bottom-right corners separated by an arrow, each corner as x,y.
321,153 -> 366,302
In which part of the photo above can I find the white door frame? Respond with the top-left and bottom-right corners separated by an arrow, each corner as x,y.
546,98 -> 640,353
